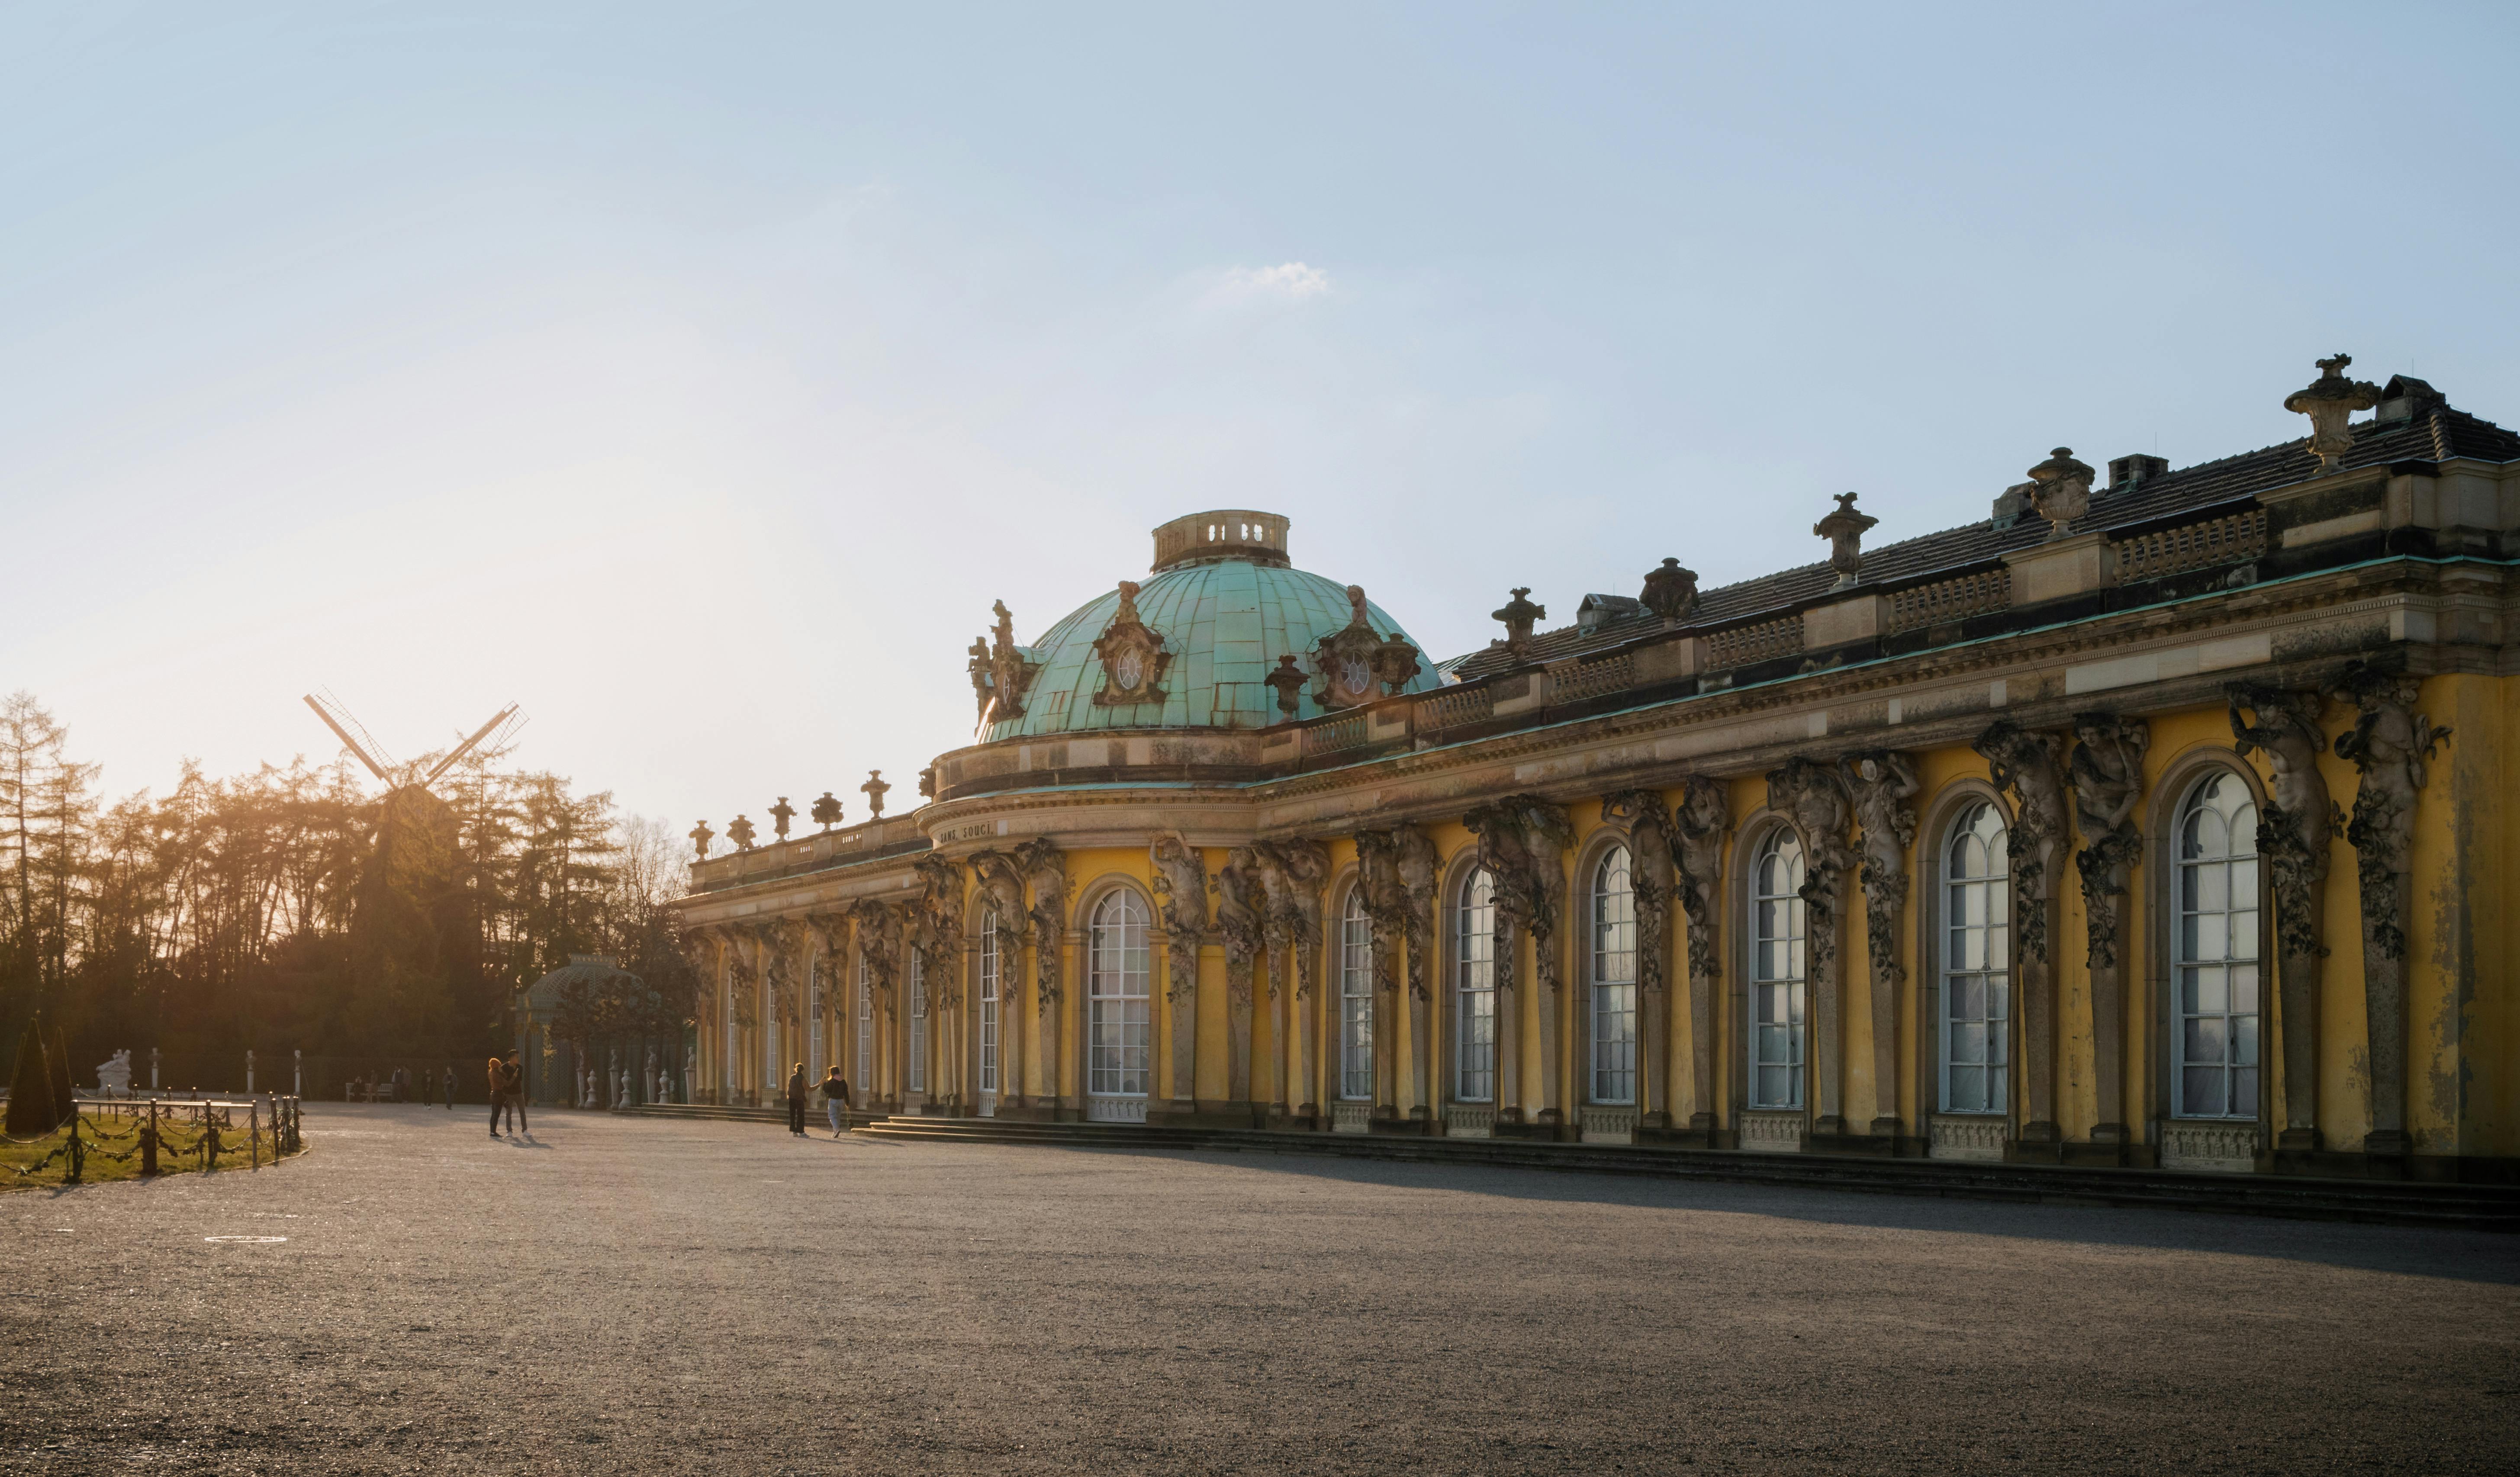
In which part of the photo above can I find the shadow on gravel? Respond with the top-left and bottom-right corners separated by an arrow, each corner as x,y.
1059,1143 -> 2520,1286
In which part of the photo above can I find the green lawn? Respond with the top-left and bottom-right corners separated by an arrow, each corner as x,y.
2,1107 -> 303,1189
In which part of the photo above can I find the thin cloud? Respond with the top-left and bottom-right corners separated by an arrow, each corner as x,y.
1200,261 -> 1332,308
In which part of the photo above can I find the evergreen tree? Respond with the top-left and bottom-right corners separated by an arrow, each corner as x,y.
4,1013 -> 61,1135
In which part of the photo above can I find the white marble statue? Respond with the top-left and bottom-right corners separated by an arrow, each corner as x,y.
613,1066 -> 629,1108
579,1066 -> 595,1109
656,1067 -> 672,1105
96,1050 -> 133,1096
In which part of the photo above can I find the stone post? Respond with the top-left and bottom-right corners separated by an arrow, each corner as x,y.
1840,754 -> 1919,1144
1216,848 -> 1264,1121
2068,714 -> 2149,1159
1397,825 -> 1439,1127
1015,839 -> 1069,1117
1671,779 -> 1730,1142
1149,833 -> 1210,1114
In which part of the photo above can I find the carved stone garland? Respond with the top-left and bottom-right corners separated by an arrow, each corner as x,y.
1973,719 -> 2069,1153
1464,795 -> 1573,1127
1212,848 -> 1266,1112
1601,790 -> 1675,1130
2067,714 -> 2148,1153
2228,683 -> 2338,1152
2329,663 -> 2449,1158
1838,751 -> 1918,1140
1766,757 -> 1859,1137
1669,777 -> 1730,1138
1014,838 -> 1069,1111
1149,832 -> 1209,1108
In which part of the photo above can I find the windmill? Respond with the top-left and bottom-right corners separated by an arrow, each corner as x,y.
302,693 -> 526,1038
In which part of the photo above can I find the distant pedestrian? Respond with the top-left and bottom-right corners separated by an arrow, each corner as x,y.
503,1055 -> 529,1137
820,1066 -> 852,1138
487,1056 -> 507,1135
445,1064 -> 457,1111
786,1062 -> 809,1136
392,1066 -> 410,1103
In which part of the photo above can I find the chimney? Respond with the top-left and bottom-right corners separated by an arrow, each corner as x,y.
2107,453 -> 2169,491
2375,376 -> 2444,424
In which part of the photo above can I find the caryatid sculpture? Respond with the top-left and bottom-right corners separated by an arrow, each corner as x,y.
1838,751 -> 1918,1139
1212,847 -> 1266,1112
1766,756 -> 1858,1136
1393,824 -> 1440,1120
1668,777 -> 1731,1137
1014,838 -> 1069,1108
966,849 -> 1030,1102
1353,828 -> 1410,1120
1254,838 -> 1330,1122
1601,790 -> 1676,1129
2328,662 -> 2449,1158
1463,794 -> 1574,1125
1973,718 -> 2069,1152
2229,682 -> 2340,1150
1148,832 -> 1209,1106
2068,713 -> 2149,1151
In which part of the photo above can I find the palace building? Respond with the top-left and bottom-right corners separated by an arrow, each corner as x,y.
669,356 -> 2519,1183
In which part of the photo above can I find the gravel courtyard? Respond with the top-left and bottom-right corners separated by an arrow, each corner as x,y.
3,1105 -> 2515,1474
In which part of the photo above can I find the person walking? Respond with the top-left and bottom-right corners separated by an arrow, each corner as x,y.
486,1055 -> 508,1137
445,1063 -> 457,1111
785,1062 -> 809,1136
820,1065 -> 852,1138
502,1054 -> 529,1137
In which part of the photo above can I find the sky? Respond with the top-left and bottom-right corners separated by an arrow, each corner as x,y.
4,2 -> 2516,836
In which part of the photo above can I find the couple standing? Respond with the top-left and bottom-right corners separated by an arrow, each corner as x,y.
786,1062 -> 851,1138
488,1053 -> 528,1137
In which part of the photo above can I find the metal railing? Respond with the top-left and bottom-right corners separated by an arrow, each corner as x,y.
1888,567 -> 2011,633
2114,508 -> 2267,581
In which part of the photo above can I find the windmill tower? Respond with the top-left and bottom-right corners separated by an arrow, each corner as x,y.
303,694 -> 526,1039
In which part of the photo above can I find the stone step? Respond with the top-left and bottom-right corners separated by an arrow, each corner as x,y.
844,1116 -> 2520,1230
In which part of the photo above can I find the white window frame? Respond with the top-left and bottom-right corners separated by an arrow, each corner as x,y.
2173,772 -> 2262,1122
1453,868 -> 1496,1103
1589,846 -> 1637,1105
978,909 -> 1001,1093
1337,888 -> 1372,1101
1939,801 -> 2010,1115
854,952 -> 872,1094
1087,891 -> 1152,1099
1749,828 -> 1808,1111
907,949 -> 927,1094
808,957 -> 825,1082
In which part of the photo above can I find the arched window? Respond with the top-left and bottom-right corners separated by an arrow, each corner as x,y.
1750,828 -> 1807,1111
978,909 -> 1001,1094
907,949 -> 928,1094
1454,869 -> 1496,1102
1338,887 -> 1373,1101
1088,891 -> 1152,1099
853,952 -> 872,1092
1590,846 -> 1637,1105
2175,773 -> 2261,1120
1940,802 -> 2009,1114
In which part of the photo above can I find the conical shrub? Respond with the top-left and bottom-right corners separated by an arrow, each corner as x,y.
5,1015 -> 64,1137
49,1027 -> 75,1121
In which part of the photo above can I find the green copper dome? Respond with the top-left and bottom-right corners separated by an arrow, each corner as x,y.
984,511 -> 1442,740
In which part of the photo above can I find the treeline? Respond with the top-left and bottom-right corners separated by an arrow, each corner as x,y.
0,691 -> 694,1085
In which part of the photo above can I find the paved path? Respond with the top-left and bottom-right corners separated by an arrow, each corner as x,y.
4,1105 -> 2516,1474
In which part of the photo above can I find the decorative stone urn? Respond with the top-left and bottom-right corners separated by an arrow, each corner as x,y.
2282,353 -> 2383,472
2025,448 -> 2095,542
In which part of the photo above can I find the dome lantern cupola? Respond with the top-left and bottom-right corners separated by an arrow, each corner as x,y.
1152,510 -> 1291,572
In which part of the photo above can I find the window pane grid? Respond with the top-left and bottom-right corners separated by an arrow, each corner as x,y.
1591,848 -> 1637,1105
1750,833 -> 1806,1110
1455,870 -> 1496,1102
1940,803 -> 2010,1115
2175,774 -> 2261,1121
1339,892 -> 1373,1100
908,951 -> 927,1093
1089,892 -> 1152,1098
979,911 -> 1000,1093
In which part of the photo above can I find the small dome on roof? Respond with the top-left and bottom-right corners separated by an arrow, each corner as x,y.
986,511 -> 1443,740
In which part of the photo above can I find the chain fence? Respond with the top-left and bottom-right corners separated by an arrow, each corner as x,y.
2,1096 -> 305,1188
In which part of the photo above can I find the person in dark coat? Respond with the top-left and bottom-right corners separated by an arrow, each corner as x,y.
486,1056 -> 508,1136
820,1066 -> 852,1138
785,1062 -> 808,1136
502,1055 -> 528,1137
